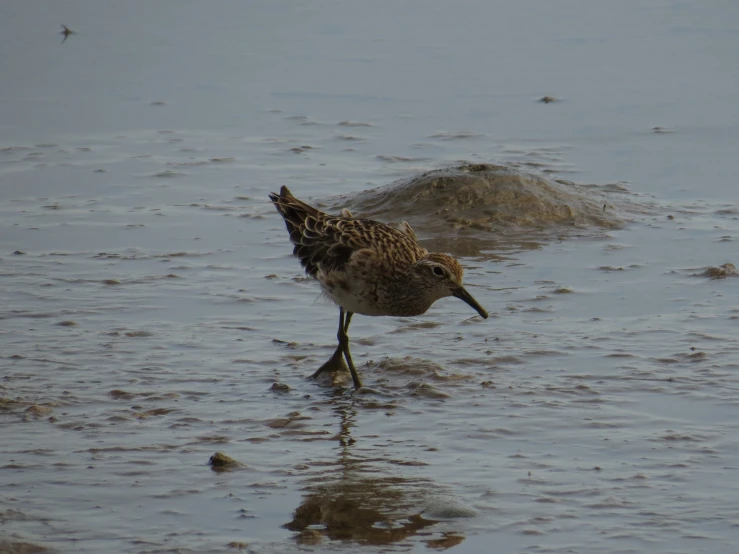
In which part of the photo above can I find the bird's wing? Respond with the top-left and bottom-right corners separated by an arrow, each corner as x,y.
270,186 -> 425,278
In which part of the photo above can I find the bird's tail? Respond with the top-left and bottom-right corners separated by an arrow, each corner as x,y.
269,186 -> 323,219
269,186 -> 328,246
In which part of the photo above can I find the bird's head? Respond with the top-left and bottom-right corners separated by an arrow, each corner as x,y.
411,254 -> 488,319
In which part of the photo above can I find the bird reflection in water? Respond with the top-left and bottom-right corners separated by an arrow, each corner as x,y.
283,397 -> 466,549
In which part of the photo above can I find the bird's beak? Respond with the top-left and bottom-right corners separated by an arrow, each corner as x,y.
453,286 -> 488,319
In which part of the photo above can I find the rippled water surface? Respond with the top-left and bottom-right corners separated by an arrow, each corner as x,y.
2,1 -> 739,553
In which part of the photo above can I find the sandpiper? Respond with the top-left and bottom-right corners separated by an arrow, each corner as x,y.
270,186 -> 488,389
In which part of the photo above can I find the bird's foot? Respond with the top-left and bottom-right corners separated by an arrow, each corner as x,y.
311,346 -> 348,378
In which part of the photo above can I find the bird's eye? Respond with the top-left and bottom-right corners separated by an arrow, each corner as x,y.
432,266 -> 445,277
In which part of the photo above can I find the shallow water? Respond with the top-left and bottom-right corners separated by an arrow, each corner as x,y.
2,1 -> 739,553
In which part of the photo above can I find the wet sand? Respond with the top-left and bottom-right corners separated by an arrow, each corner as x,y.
2,1 -> 739,553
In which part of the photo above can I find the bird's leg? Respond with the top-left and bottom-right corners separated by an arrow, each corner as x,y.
310,308 -> 363,389
339,311 -> 363,390
312,309 -> 349,377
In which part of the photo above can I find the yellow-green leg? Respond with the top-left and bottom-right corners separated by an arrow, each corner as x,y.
312,308 -> 362,389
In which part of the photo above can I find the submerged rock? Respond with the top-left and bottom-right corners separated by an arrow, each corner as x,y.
326,164 -> 634,246
208,451 -> 244,472
698,263 -> 737,279
0,540 -> 51,554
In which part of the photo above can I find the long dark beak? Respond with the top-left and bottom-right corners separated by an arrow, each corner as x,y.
453,286 -> 488,319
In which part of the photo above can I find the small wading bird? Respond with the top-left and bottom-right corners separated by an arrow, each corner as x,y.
270,186 -> 488,389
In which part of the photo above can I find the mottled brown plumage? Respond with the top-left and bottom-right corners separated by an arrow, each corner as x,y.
270,185 -> 488,389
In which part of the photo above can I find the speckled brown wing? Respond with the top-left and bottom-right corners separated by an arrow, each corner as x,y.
270,186 -> 425,278
270,186 -> 349,277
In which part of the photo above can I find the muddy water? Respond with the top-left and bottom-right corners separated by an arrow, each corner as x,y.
3,1 -> 739,553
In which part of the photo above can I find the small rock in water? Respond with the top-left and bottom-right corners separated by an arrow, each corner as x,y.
25,404 -> 53,416
57,320 -> 78,326
270,382 -> 290,393
208,452 -> 244,472
700,263 -> 737,279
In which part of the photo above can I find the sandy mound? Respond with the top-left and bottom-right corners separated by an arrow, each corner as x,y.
327,164 -> 633,236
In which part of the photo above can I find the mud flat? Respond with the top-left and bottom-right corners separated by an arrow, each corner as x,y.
2,1 -> 739,553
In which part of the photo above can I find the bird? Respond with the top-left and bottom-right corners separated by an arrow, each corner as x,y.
60,25 -> 76,43
269,185 -> 488,389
